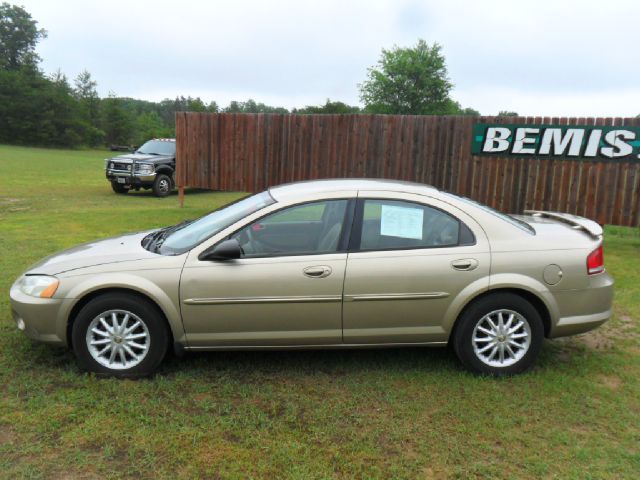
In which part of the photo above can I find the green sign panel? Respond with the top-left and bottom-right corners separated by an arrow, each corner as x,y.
472,123 -> 640,161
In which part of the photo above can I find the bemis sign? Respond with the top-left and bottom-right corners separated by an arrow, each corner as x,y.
471,123 -> 640,161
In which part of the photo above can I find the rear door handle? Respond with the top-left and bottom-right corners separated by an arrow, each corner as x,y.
451,258 -> 479,271
303,265 -> 332,278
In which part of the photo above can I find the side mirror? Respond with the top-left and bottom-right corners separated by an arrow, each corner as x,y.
199,239 -> 242,261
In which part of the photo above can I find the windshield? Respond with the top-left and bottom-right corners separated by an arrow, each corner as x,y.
441,192 -> 535,234
159,191 -> 276,255
137,140 -> 175,156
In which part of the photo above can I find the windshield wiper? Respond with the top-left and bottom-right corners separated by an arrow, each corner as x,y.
142,229 -> 165,250
146,220 -> 193,253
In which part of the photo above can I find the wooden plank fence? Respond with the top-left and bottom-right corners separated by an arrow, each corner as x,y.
175,113 -> 640,227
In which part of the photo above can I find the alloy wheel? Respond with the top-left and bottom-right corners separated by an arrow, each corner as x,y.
85,309 -> 150,370
471,309 -> 531,368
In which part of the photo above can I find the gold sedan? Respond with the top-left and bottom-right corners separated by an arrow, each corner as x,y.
10,179 -> 613,377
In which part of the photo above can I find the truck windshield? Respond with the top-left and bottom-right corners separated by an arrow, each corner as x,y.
137,140 -> 175,156
158,191 -> 276,255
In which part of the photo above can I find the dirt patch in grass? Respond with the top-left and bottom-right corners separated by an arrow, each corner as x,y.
597,374 -> 623,390
422,466 -> 449,480
558,313 -> 638,354
0,424 -> 15,445
0,197 -> 30,214
577,330 -> 615,350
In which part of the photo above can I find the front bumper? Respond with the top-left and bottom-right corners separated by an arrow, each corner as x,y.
106,169 -> 156,185
10,284 -> 67,345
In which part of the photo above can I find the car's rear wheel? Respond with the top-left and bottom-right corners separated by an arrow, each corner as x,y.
152,174 -> 172,197
71,293 -> 169,378
453,293 -> 544,376
111,181 -> 129,194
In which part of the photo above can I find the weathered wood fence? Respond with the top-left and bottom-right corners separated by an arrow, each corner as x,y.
175,113 -> 640,226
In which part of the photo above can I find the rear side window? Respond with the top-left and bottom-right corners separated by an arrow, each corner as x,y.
356,199 -> 474,251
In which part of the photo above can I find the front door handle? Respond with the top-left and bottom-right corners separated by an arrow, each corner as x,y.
451,258 -> 479,271
303,265 -> 332,278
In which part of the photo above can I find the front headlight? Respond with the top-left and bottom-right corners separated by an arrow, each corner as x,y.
136,163 -> 154,174
18,275 -> 59,298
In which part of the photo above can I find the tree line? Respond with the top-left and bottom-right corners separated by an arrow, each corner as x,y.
0,3 -> 504,149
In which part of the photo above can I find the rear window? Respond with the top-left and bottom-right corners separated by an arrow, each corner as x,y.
441,193 -> 535,235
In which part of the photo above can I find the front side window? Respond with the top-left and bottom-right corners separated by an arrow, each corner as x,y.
159,191 -> 275,254
231,200 -> 349,257
358,199 -> 472,250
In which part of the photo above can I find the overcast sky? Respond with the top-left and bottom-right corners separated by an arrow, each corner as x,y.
18,0 -> 640,116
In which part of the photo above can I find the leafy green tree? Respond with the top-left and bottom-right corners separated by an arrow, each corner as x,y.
0,68 -> 86,147
443,100 -> 480,116
101,94 -> 133,146
74,70 -> 99,121
73,69 -> 104,145
134,111 -> 172,145
459,107 -> 480,116
293,99 -> 361,114
359,40 -> 454,115
0,2 -> 46,71
224,99 -> 288,113
185,96 -> 207,112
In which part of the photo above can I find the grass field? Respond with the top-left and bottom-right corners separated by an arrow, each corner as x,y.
1,144 -> 639,479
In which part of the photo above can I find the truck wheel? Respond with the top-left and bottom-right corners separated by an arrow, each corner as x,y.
111,182 -> 129,194
153,174 -> 172,197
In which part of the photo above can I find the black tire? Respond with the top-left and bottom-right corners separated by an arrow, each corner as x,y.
152,173 -> 172,197
111,181 -> 129,194
71,293 -> 169,378
452,293 -> 544,376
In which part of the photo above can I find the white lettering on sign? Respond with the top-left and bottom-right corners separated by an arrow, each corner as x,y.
539,128 -> 584,156
478,126 -> 638,158
512,128 -> 539,154
482,127 -> 511,153
584,129 -> 602,157
601,130 -> 634,158
380,205 -> 423,240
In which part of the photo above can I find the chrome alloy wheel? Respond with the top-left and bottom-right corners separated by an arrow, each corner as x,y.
158,178 -> 170,194
471,309 -> 531,368
85,310 -> 150,370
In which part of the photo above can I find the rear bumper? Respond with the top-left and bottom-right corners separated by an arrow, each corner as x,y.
548,272 -> 614,338
552,309 -> 611,337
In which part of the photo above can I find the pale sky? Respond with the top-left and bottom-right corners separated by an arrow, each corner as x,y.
18,0 -> 640,116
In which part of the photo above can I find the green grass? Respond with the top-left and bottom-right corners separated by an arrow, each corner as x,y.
1,144 -> 639,479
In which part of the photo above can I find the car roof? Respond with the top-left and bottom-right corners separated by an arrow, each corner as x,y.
269,178 -> 438,201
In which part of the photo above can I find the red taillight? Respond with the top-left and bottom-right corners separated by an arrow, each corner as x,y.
587,245 -> 604,275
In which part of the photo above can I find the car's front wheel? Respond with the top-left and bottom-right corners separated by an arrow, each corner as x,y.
453,293 -> 544,376
71,293 -> 169,378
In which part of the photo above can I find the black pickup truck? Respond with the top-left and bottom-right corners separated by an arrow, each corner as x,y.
105,138 -> 176,197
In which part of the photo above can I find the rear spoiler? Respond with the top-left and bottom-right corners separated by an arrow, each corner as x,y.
523,210 -> 603,239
